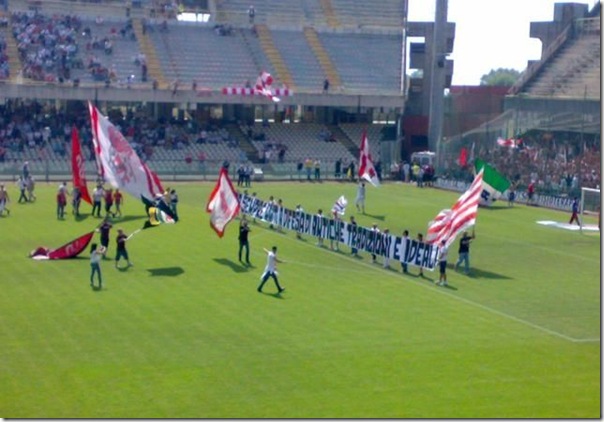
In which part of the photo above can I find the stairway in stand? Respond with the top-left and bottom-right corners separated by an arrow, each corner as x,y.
254,24 -> 294,89
328,125 -> 359,159
226,124 -> 261,163
303,27 -> 341,90
132,18 -> 168,89
319,0 -> 340,28
1,21 -> 23,83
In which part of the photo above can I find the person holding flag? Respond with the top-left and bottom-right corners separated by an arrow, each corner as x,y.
355,181 -> 366,214
455,229 -> 475,275
238,218 -> 251,266
115,228 -> 133,269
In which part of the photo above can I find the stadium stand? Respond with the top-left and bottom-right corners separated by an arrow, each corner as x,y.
0,0 -> 599,202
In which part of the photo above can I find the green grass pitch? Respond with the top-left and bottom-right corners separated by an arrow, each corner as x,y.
0,180 -> 600,418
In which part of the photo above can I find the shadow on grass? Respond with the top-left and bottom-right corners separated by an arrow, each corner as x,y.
454,267 -> 512,280
258,291 -> 286,299
478,206 -> 516,212
111,215 -> 147,224
213,258 -> 250,273
147,267 -> 185,277
75,214 -> 90,222
363,213 -> 386,221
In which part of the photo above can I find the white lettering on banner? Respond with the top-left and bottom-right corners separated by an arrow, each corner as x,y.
238,193 -> 437,270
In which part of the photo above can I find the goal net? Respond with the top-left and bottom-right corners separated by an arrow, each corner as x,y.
580,187 -> 600,232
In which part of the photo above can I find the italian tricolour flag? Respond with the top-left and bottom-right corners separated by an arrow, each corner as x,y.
474,158 -> 511,206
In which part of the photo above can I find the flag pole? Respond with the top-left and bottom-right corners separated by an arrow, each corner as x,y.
127,229 -> 142,241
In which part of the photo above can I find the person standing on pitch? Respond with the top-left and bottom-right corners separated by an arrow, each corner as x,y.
89,243 -> 106,290
257,246 -> 285,294
238,218 -> 251,265
436,240 -> 449,286
355,181 -> 366,214
97,217 -> 112,259
455,230 -> 475,275
115,229 -> 133,269
569,197 -> 580,226
400,229 -> 410,274
416,232 -> 425,277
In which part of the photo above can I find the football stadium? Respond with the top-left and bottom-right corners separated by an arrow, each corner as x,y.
0,0 -> 600,418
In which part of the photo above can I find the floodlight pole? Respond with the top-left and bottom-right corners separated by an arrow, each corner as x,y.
428,0 -> 448,170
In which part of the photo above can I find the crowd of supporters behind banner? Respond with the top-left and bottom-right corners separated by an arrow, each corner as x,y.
439,132 -> 600,198
0,100 -> 599,199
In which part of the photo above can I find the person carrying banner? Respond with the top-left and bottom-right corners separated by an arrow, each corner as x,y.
238,218 -> 251,265
435,240 -> 449,286
257,246 -> 285,294
315,209 -> 324,247
416,233 -> 425,277
349,215 -> 359,257
382,228 -> 390,269
294,204 -> 304,239
370,223 -> 380,264
90,243 -> 106,290
400,229 -> 410,273
455,230 -> 475,275
115,229 -> 133,269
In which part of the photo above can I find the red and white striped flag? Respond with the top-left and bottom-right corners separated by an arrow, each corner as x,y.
426,168 -> 484,248
255,71 -> 280,102
358,130 -> 380,187
89,102 -> 164,202
222,87 -> 293,97
496,137 -> 518,148
71,126 -> 92,205
206,167 -> 240,238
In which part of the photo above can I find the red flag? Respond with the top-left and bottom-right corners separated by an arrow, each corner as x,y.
29,231 -> 95,260
71,126 -> 92,205
358,130 -> 380,187
206,167 -> 240,237
426,168 -> 484,248
458,147 -> 468,167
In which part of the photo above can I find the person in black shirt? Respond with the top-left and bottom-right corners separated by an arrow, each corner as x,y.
238,219 -> 251,265
97,217 -> 112,259
115,229 -> 133,269
455,230 -> 475,274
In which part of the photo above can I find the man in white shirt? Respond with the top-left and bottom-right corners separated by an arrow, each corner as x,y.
436,240 -> 449,286
257,246 -> 285,294
355,182 -> 365,214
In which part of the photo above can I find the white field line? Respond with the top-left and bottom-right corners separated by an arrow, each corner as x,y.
249,226 -> 600,344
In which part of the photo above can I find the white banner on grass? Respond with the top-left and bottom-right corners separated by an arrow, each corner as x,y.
239,193 -> 438,270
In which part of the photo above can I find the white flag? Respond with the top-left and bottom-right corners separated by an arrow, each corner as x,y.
331,195 -> 348,216
206,167 -> 240,237
88,102 -> 164,202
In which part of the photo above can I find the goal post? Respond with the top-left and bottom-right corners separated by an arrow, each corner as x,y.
580,187 -> 600,233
